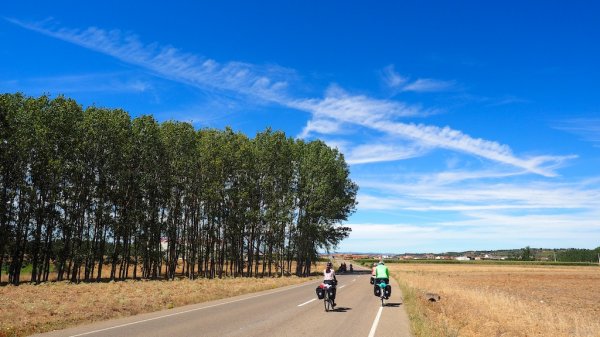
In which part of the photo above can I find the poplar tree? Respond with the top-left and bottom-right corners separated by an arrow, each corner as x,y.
0,93 -> 358,283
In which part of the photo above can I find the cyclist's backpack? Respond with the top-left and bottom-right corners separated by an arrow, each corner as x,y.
316,286 -> 325,299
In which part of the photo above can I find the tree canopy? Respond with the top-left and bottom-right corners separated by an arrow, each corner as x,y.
0,93 -> 358,284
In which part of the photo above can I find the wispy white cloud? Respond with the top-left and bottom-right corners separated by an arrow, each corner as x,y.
357,176 -> 600,211
348,223 -> 439,240
295,86 -> 574,176
420,169 -> 527,185
7,18 -> 576,177
554,118 -> 600,147
381,65 -> 408,88
486,95 -> 531,106
345,143 -> 428,165
381,64 -> 455,93
298,118 -> 345,138
6,18 -> 294,102
448,210 -> 600,230
402,78 -> 455,92
373,122 -> 576,177
293,85 -> 427,127
353,174 -> 600,245
344,213 -> 600,252
356,194 -> 413,211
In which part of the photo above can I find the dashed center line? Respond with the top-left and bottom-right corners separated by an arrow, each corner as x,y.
297,298 -> 317,307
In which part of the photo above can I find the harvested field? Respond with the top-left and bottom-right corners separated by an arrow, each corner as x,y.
0,275 -> 319,337
389,263 -> 600,337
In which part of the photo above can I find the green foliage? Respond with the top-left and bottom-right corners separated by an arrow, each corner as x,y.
520,246 -> 533,261
292,139 -> 357,275
556,247 -> 600,263
0,93 -> 358,284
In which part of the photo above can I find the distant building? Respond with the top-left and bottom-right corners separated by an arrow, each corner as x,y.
160,237 -> 168,251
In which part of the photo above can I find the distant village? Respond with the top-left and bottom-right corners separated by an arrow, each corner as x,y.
328,247 -> 600,263
328,252 -> 510,261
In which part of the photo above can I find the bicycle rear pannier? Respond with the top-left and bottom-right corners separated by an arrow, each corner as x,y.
374,286 -> 381,297
316,286 -> 325,299
327,287 -> 335,299
384,285 -> 392,297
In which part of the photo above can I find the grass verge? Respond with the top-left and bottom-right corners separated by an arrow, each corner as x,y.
393,273 -> 458,337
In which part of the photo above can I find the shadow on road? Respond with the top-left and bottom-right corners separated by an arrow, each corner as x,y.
384,302 -> 402,307
338,270 -> 371,276
330,306 -> 352,313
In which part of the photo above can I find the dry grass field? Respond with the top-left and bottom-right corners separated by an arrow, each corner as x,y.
390,263 -> 600,337
0,265 -> 323,337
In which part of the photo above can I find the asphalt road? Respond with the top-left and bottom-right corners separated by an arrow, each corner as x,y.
35,268 -> 412,337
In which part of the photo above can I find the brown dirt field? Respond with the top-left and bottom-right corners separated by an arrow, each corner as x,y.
389,263 -> 600,337
0,273 -> 321,337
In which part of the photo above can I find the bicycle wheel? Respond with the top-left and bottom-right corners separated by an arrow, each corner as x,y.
324,293 -> 332,312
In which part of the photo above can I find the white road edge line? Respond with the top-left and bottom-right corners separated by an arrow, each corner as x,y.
67,281 -> 316,337
339,285 -> 346,289
297,298 -> 317,307
368,306 -> 383,337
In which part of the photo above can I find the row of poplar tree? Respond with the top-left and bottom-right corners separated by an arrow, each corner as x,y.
0,93 -> 358,285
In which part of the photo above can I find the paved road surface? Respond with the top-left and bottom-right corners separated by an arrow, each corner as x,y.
35,268 -> 411,337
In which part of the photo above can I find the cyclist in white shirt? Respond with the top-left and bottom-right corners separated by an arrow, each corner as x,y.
323,262 -> 337,306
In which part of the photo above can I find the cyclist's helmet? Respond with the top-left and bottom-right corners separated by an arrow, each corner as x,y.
378,261 -> 385,265
326,262 -> 333,267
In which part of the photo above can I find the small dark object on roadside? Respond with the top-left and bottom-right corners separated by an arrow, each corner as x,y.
425,293 -> 441,302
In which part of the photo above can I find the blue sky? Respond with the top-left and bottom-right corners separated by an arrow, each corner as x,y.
2,1 -> 599,253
